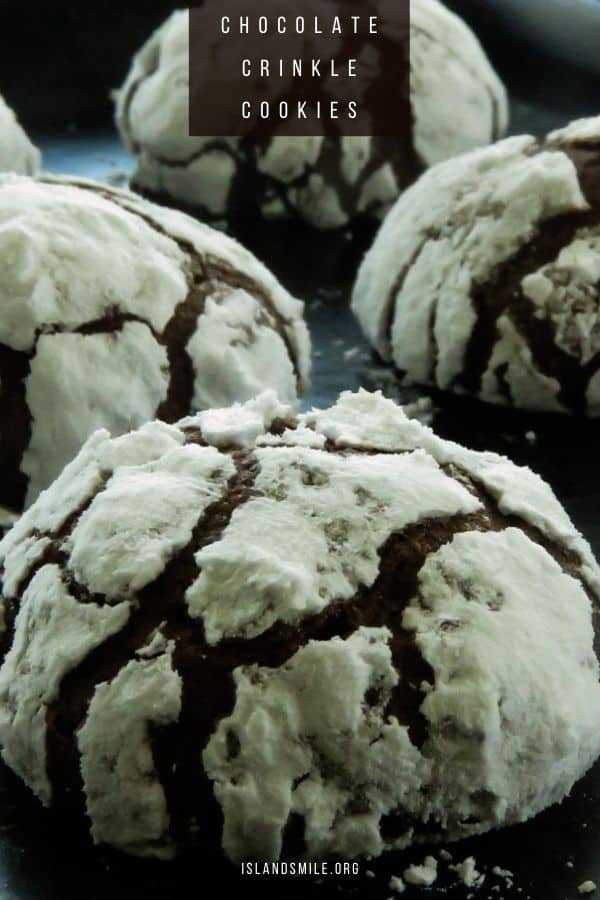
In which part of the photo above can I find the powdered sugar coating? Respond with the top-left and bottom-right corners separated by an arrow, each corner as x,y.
204,627 -> 429,861
186,445 -> 480,644
548,117 -> 600,147
480,315 -> 566,413
405,528 -> 600,836
403,857 -> 438,887
0,178 -> 187,351
0,565 -> 130,805
0,174 -> 309,510
115,4 -> 506,230
522,228 -> 600,364
1,421 -> 187,568
187,291 -> 298,411
306,391 -> 600,592
65,444 -> 235,600
23,323 -> 171,504
410,0 -> 508,168
205,527 -> 600,861
0,389 -> 598,861
353,135 -> 585,370
1,534 -> 51,601
0,95 -> 40,176
78,638 -> 182,859
191,390 -> 293,449
352,117 -> 600,414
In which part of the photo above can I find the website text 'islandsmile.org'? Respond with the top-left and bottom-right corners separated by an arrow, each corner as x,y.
240,861 -> 361,876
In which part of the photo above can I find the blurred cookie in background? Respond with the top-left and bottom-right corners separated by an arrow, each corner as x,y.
353,115 -> 600,417
0,174 -> 310,514
115,2 -> 507,231
410,0 -> 507,167
0,94 -> 40,175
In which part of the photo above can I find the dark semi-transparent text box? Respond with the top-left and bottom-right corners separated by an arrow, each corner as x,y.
189,0 -> 410,138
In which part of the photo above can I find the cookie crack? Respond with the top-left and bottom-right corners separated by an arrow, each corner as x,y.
41,448 -> 258,837
460,207 -> 600,403
69,178 -> 304,391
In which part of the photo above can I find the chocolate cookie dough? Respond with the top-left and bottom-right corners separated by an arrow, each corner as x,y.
0,94 -> 40,175
353,116 -> 600,415
1,390 -> 598,862
115,2 -> 507,231
0,175 -> 310,512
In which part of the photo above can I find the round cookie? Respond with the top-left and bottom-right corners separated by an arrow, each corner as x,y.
115,3 -> 507,231
411,0 -> 508,167
0,94 -> 40,176
0,389 -> 598,862
353,116 -> 600,416
0,174 -> 310,512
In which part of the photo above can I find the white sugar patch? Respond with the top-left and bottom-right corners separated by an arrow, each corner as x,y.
66,444 -> 235,599
204,627 -> 429,862
78,639 -> 182,859
187,443 -> 480,643
0,565 -> 129,804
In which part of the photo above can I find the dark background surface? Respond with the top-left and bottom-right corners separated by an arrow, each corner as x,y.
0,2 -> 176,131
1,2 -> 600,899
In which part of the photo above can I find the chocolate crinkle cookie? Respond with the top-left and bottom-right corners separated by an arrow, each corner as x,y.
353,116 -> 600,416
410,0 -> 507,167
0,174 -> 309,513
0,389 -> 598,863
0,94 -> 40,176
114,2 -> 506,231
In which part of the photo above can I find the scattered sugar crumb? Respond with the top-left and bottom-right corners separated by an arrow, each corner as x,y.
365,870 -> 375,879
525,430 -> 537,445
343,346 -> 362,362
567,861 -> 575,869
578,881 -> 597,895
389,875 -> 406,894
492,866 -> 514,879
403,856 -> 438,887
439,849 -> 453,862
333,337 -> 345,347
451,857 -> 485,889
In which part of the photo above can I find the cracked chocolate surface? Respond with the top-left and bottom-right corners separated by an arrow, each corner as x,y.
115,2 -> 507,232
0,175 -> 309,511
353,118 -> 600,416
0,390 -> 598,862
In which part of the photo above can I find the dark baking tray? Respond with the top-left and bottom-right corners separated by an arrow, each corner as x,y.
1,4 -> 600,898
